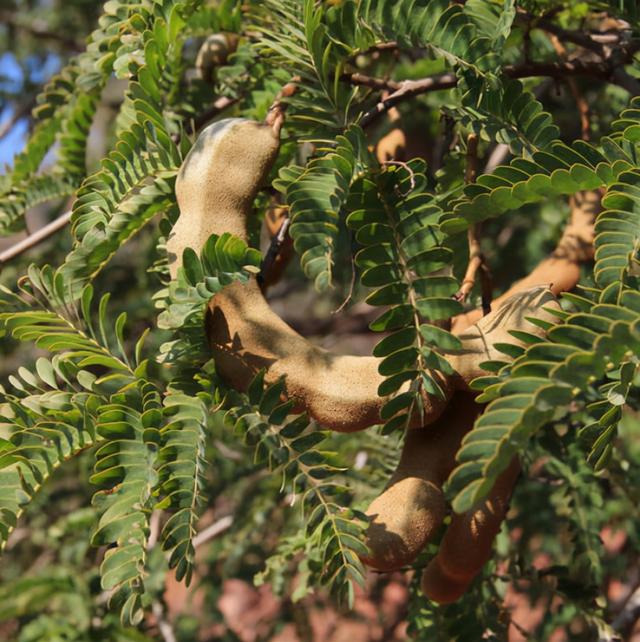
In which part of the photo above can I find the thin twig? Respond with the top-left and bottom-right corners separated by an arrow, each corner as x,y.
258,214 -> 290,288
213,439 -> 244,461
380,159 -> 416,191
147,510 -> 163,550
351,54 -> 640,127
484,144 -> 510,174
528,10 -> 640,55
347,73 -> 404,91
256,81 -> 300,286
152,601 -> 178,642
510,59 -> 623,80
483,79 -> 553,173
192,514 -> 234,548
571,82 -> 591,141
455,246 -> 482,304
479,263 -> 493,316
191,95 -> 238,133
0,92 -> 242,267
332,231 -> 357,315
518,11 -> 606,56
355,73 -> 457,128
456,229 -> 494,315
351,41 -> 399,60
610,584 -> 640,639
464,134 -> 479,185
0,209 -> 72,266
454,135 -> 492,313
548,34 -> 591,141
5,527 -> 30,551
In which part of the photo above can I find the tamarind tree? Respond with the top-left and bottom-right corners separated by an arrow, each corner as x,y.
0,0 -> 639,640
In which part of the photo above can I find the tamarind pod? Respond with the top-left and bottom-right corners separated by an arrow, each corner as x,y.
414,289 -> 561,597
451,190 -> 600,333
421,458 -> 521,604
437,458 -> 520,581
451,286 -> 562,385
497,190 -> 598,295
195,33 -> 239,83
562,190 -> 599,261
170,117 -> 561,431
207,285 -> 559,432
418,556 -> 471,605
362,392 -> 480,572
170,117 -> 453,431
361,289 -> 560,570
167,118 -> 280,279
206,279 -> 452,431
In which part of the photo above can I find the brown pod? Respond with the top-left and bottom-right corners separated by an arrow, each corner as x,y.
362,393 -> 481,571
168,117 -> 451,432
169,117 -> 562,432
421,458 -> 521,603
452,189 -> 600,333
362,290 -> 558,573
206,282 -> 560,431
167,118 -> 281,276
195,33 -> 239,84
451,286 -> 561,384
419,556 -> 471,605
205,280 -> 431,431
494,190 -> 599,297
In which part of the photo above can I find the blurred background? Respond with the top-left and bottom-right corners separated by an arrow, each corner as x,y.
1,1 -> 640,641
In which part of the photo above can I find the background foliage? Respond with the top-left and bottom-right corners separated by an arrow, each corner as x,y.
0,0 -> 639,640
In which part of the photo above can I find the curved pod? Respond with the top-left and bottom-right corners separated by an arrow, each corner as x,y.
421,459 -> 521,603
361,288 -> 560,571
168,118 -> 280,275
363,392 -> 481,571
169,118 -> 561,432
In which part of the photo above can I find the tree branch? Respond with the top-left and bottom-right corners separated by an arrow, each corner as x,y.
0,92 -> 244,267
192,514 -> 234,548
355,73 -> 457,127
611,585 -> 640,639
151,601 -> 178,642
503,58 -> 628,82
519,12 -> 606,56
454,134 -> 492,313
518,9 -> 640,59
0,210 -> 72,266
190,95 -> 238,133
351,55 -> 640,127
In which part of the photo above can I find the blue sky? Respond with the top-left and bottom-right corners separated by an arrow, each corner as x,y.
0,52 -> 61,170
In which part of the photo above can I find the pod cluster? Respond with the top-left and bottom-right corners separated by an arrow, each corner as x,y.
169,114 -> 568,603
